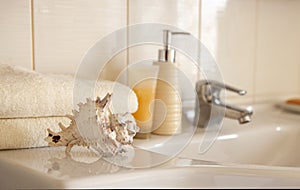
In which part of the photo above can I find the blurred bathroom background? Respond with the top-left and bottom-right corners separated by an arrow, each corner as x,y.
1,0 -> 300,104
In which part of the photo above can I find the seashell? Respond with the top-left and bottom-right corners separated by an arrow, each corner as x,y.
44,93 -> 139,157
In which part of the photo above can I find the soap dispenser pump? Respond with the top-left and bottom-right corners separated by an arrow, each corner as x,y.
152,30 -> 190,136
158,30 -> 190,63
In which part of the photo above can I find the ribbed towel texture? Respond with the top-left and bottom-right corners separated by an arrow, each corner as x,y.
0,117 -> 69,149
0,63 -> 138,149
0,63 -> 137,118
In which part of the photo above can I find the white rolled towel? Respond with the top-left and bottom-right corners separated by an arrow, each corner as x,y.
0,117 -> 69,149
0,63 -> 138,118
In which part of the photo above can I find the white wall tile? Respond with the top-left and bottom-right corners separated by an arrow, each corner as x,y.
128,0 -> 200,100
2,0 -> 299,104
0,0 -> 32,69
33,0 -> 127,80
201,0 -> 257,100
129,0 -> 199,35
255,0 -> 300,98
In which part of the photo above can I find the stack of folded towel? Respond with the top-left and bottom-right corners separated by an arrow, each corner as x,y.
0,63 -> 138,150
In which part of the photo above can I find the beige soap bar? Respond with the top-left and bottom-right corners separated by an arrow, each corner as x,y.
286,98 -> 300,106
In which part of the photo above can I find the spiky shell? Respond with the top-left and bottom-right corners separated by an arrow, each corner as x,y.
45,93 -> 139,157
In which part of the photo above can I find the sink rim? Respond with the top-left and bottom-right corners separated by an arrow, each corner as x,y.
66,164 -> 300,188
179,102 -> 300,168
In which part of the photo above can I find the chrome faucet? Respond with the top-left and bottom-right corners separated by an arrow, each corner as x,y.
195,80 -> 253,128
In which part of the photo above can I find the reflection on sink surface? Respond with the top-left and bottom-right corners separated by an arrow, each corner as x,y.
180,103 -> 300,168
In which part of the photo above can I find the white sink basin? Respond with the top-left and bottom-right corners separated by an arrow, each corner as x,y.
1,103 -> 300,188
70,166 -> 300,188
1,146 -> 300,188
180,103 -> 300,167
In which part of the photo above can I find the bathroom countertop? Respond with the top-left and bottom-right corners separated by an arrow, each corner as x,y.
2,102 -> 300,188
0,145 -> 179,189
1,145 -> 300,189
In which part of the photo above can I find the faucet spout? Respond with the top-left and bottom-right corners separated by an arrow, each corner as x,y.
219,102 -> 253,124
195,80 -> 253,127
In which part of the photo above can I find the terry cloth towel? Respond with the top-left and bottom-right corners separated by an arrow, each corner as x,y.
0,63 -> 138,149
0,117 -> 70,149
0,63 -> 138,119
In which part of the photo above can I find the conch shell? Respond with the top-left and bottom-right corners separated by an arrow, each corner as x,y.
44,93 -> 139,157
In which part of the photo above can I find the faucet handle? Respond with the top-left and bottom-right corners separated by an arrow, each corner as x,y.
203,80 -> 247,96
220,83 -> 246,96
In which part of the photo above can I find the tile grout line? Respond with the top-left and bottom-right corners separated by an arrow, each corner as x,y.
126,0 -> 130,85
197,0 -> 202,81
30,0 -> 36,71
253,0 -> 259,104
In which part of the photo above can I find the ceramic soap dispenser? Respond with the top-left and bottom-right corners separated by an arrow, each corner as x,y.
152,30 -> 189,135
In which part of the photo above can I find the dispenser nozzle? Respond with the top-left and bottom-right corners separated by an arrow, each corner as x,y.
163,30 -> 190,50
159,30 -> 190,62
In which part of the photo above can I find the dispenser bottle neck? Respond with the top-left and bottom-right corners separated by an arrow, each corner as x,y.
158,49 -> 176,63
